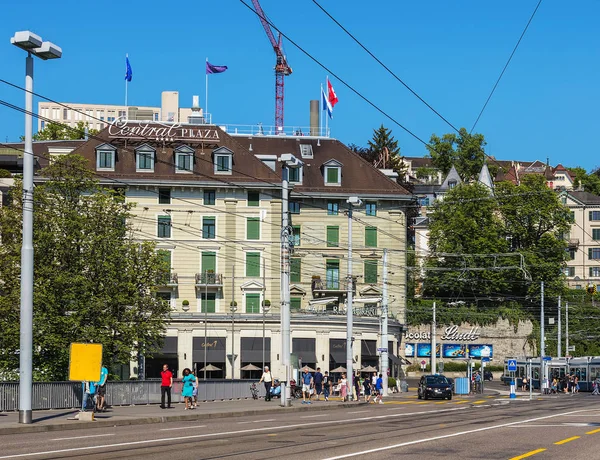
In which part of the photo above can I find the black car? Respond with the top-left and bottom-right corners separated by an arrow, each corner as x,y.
484,371 -> 493,381
417,375 -> 453,400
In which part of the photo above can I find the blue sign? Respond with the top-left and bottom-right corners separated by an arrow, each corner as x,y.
417,343 -> 440,358
543,356 -> 552,361
404,343 -> 415,357
468,344 -> 494,359
482,357 -> 490,363
442,343 -> 466,358
508,359 -> 517,372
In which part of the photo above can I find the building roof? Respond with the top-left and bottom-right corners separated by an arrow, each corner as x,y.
478,163 -> 494,190
1,140 -> 86,172
565,191 -> 600,205
439,165 -> 462,191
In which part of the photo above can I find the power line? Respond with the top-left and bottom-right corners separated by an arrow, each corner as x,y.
470,0 -> 544,133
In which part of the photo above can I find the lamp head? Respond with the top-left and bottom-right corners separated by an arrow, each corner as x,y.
347,196 -> 362,206
279,153 -> 303,168
10,31 -> 42,51
33,41 -> 62,60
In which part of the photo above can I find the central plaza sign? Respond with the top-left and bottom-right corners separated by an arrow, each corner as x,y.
108,119 -> 220,142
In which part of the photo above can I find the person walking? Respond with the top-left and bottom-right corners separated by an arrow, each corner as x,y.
340,373 -> 348,402
81,380 -> 96,412
354,373 -> 361,402
374,373 -> 384,404
363,374 -> 372,403
314,367 -> 324,401
301,367 -> 313,404
259,366 -> 273,402
181,368 -> 196,410
592,377 -> 600,395
160,364 -> 173,409
95,364 -> 109,412
323,371 -> 331,401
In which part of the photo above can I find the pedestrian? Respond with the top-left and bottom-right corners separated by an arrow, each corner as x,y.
160,364 -> 173,409
340,373 -> 348,402
363,374 -> 372,403
354,373 -> 361,402
181,368 -> 196,410
592,378 -> 600,395
372,371 -> 377,387
81,380 -> 96,412
192,376 -> 198,408
314,367 -> 323,401
95,364 -> 109,412
574,375 -> 580,394
258,366 -> 273,402
323,371 -> 330,401
374,373 -> 384,404
521,376 -> 527,392
475,372 -> 482,394
301,366 -> 313,404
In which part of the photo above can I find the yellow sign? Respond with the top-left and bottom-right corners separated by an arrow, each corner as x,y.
68,343 -> 103,381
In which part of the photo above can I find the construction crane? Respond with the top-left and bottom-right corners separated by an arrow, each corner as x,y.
251,0 -> 292,131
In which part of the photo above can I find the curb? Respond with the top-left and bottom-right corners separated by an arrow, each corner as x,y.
0,402 -> 360,435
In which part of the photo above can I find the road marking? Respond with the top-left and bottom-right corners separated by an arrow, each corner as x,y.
160,425 -> 207,431
348,410 -> 370,414
237,419 -> 276,425
586,427 -> 600,434
52,434 -> 114,441
300,414 -> 328,418
554,436 -> 580,445
473,400 -> 486,405
321,408 -> 594,460
0,407 -> 468,459
508,448 -> 547,460
454,400 -> 469,404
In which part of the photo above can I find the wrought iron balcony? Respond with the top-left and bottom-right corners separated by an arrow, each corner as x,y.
568,238 -> 579,248
311,277 -> 356,298
195,272 -> 223,286
159,272 -> 178,287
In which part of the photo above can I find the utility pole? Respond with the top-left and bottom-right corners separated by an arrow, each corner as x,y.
381,249 -> 389,395
230,265 -> 235,380
431,302 -> 437,375
540,281 -> 545,393
557,296 -> 562,358
262,259 -> 268,370
204,269 -> 208,380
565,301 -> 569,356
346,197 -> 362,400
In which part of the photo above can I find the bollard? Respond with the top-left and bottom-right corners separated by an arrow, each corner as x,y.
510,379 -> 516,399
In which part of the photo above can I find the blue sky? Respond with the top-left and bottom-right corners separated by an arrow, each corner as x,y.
1,0 -> 599,172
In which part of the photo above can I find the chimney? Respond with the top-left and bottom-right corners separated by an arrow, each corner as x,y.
188,95 -> 205,124
309,100 -> 320,136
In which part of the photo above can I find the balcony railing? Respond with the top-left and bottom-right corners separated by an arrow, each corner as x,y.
311,277 -> 356,295
568,238 -> 580,247
159,272 -> 178,287
195,272 -> 223,286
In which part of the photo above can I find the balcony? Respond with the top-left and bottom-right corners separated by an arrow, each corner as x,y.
159,272 -> 178,287
568,238 -> 579,248
195,272 -> 223,286
311,277 -> 356,298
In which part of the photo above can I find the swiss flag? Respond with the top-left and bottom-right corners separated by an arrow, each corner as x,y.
327,79 -> 338,108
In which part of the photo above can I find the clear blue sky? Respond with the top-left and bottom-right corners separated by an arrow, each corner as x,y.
1,0 -> 599,172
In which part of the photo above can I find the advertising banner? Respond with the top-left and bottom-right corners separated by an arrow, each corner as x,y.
417,343 -> 441,358
442,343 -> 466,358
468,344 -> 493,359
404,343 -> 415,357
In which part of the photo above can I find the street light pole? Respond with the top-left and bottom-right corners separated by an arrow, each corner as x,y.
11,30 -> 62,425
346,197 -> 362,399
381,248 -> 389,395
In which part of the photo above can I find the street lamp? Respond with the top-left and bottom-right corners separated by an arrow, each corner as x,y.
278,153 -> 303,407
346,196 -> 362,400
11,30 -> 62,425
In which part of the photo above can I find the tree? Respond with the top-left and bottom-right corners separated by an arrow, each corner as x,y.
368,124 -> 407,178
569,166 -> 600,195
348,143 -> 377,164
0,154 -> 170,380
426,128 -> 486,181
20,121 -> 100,142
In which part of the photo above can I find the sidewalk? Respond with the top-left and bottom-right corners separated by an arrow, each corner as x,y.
0,389 -> 500,435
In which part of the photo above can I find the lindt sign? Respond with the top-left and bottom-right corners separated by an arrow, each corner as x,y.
108,119 -> 220,142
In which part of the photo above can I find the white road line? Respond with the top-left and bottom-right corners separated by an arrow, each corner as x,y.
301,414 -> 328,418
321,409 -> 595,460
237,419 -> 276,424
0,407 -> 467,459
51,434 -> 114,441
159,425 -> 207,431
564,414 -> 600,417
348,411 -> 370,414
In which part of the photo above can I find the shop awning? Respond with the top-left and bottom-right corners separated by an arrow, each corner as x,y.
241,337 -> 271,362
329,339 -> 346,363
293,338 -> 317,364
159,336 -> 178,355
192,337 -> 226,362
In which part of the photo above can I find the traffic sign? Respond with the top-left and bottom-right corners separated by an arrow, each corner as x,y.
482,357 -> 490,363
507,359 -> 517,372
543,356 -> 552,361
377,347 -> 388,353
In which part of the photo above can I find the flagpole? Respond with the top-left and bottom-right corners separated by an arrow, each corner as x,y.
320,83 -> 323,136
205,57 -> 209,119
125,54 -> 129,119
325,76 -> 329,137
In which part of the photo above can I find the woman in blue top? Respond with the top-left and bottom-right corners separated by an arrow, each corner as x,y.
181,368 -> 196,410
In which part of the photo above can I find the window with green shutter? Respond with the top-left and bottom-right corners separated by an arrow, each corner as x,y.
248,191 -> 260,206
364,260 -> 378,284
326,167 -> 339,184
201,293 -> 216,313
327,226 -> 339,247
593,229 -> 600,240
365,227 -> 377,247
290,258 -> 301,282
290,297 -> 302,311
201,252 -> 216,272
246,293 -> 261,313
326,259 -> 340,289
158,216 -> 171,238
204,189 -> 216,205
246,252 -> 261,277
157,249 -> 171,284
202,217 -> 215,239
292,225 -> 301,247
247,217 -> 260,240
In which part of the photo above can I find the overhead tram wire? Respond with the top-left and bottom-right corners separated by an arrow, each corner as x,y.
470,0 -> 544,133
310,0 -> 460,135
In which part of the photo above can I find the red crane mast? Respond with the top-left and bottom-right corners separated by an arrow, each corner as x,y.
251,0 -> 292,131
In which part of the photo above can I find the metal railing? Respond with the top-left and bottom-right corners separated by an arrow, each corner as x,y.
0,380 -> 264,412
222,124 -> 330,138
195,272 -> 223,285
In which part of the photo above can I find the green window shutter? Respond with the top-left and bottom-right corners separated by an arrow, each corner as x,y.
246,293 -> 261,313
365,227 -> 377,247
158,216 -> 171,238
364,260 -> 377,284
201,293 -> 216,313
326,167 -> 339,183
247,217 -> 260,240
292,225 -> 301,247
290,258 -> 301,282
327,226 -> 339,247
589,248 -> 593,259
248,191 -> 260,206
201,252 -> 216,272
246,252 -> 260,277
590,211 -> 593,221
290,297 -> 302,311
590,267 -> 594,277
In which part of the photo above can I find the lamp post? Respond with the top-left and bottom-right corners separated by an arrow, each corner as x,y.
10,30 -> 62,425
346,196 -> 362,399
278,153 -> 302,407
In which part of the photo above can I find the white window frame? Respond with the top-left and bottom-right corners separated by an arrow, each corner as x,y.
323,159 -> 343,187
288,165 -> 303,184
95,143 -> 116,171
214,154 -> 231,174
136,144 -> 155,172
175,146 -> 194,174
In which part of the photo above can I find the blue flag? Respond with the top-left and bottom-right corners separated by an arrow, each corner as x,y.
206,61 -> 228,75
125,56 -> 132,82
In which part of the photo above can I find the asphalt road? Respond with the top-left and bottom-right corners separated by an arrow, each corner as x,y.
1,394 -> 599,459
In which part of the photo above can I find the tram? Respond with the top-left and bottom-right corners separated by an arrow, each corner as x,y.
501,357 -> 600,390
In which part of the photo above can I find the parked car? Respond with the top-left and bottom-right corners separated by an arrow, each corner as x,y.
418,375 -> 452,400
484,371 -> 493,381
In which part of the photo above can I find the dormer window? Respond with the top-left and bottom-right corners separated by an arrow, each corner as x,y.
289,165 -> 302,184
174,145 -> 194,173
95,143 -> 116,171
448,180 -> 457,189
212,146 -> 234,175
322,159 -> 343,186
299,144 -> 313,159
135,144 -> 155,172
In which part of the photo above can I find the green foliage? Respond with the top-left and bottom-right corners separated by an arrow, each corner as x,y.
0,154 -> 170,380
21,121 -> 100,141
348,143 -> 377,164
568,166 -> 600,195
426,127 -> 486,181
0,169 -> 11,178
368,124 -> 407,178
388,377 -> 396,388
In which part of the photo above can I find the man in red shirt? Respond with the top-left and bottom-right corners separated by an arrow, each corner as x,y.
160,364 -> 173,409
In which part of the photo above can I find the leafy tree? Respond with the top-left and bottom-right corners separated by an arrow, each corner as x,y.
368,124 -> 407,178
568,166 -> 600,195
20,121 -> 99,142
426,127 -> 486,181
348,143 -> 377,164
0,154 -> 170,380
0,168 -> 11,178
